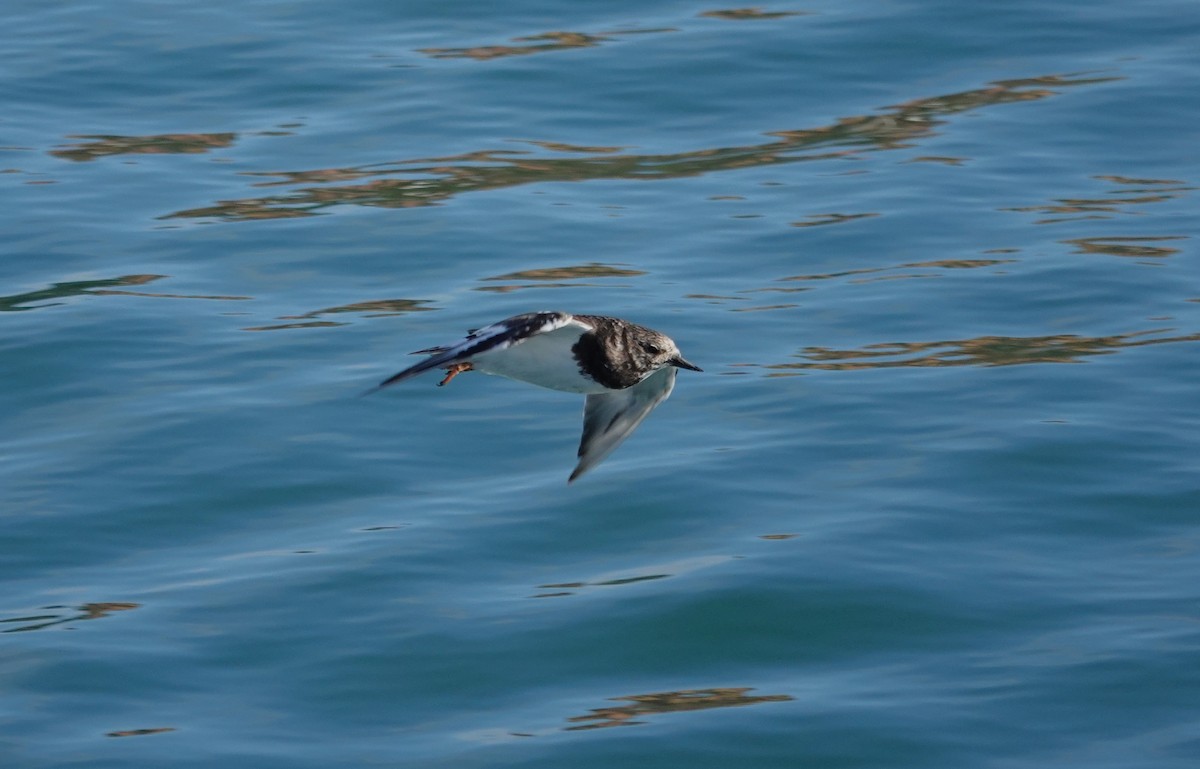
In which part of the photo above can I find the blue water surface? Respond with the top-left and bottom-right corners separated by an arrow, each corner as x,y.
3,1 -> 1199,767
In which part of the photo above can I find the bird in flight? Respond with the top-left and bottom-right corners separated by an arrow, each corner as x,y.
368,311 -> 701,482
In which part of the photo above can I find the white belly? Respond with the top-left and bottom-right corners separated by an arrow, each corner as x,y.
470,329 -> 611,394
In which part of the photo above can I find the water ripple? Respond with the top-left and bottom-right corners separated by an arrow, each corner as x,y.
0,275 -> 249,312
1002,174 -> 1193,225
699,8 -> 808,21
50,133 -> 238,162
752,328 -> 1200,372
418,28 -> 677,61
243,299 -> 434,332
1,602 -> 139,634
563,687 -> 793,731
475,263 -> 646,293
157,73 -> 1119,223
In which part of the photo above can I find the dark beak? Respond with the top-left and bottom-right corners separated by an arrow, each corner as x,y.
670,356 -> 703,372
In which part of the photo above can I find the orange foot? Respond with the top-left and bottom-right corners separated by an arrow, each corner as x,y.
438,362 -> 473,387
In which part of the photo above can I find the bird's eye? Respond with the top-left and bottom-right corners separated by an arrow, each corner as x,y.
644,343 -> 662,354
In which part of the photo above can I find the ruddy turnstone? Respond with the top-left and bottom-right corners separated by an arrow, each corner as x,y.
369,311 -> 701,482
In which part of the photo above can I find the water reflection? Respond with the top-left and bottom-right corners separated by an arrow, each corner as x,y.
161,73 -> 1117,222
755,328 -> 1200,372
778,258 -> 1016,283
732,258 -> 1017,299
1002,174 -> 1193,225
533,556 -> 732,597
906,155 -> 966,166
565,687 -> 791,730
534,573 -> 669,598
477,263 -> 645,293
243,297 -> 433,331
1,602 -> 139,633
700,8 -> 808,20
790,212 -> 879,228
50,133 -> 236,162
106,728 -> 176,738
0,274 -> 249,312
419,28 -> 675,61
1063,235 -> 1184,258
522,140 -> 626,154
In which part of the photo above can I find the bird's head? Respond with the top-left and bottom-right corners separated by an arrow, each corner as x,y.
638,333 -> 702,374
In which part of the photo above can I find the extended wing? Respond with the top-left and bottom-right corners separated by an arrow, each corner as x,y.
367,311 -> 576,393
569,366 -> 677,483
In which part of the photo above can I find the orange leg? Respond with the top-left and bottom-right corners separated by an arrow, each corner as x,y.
438,362 -> 473,387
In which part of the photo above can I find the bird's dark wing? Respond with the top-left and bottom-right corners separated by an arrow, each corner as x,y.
570,365 -> 677,483
367,311 -> 576,393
